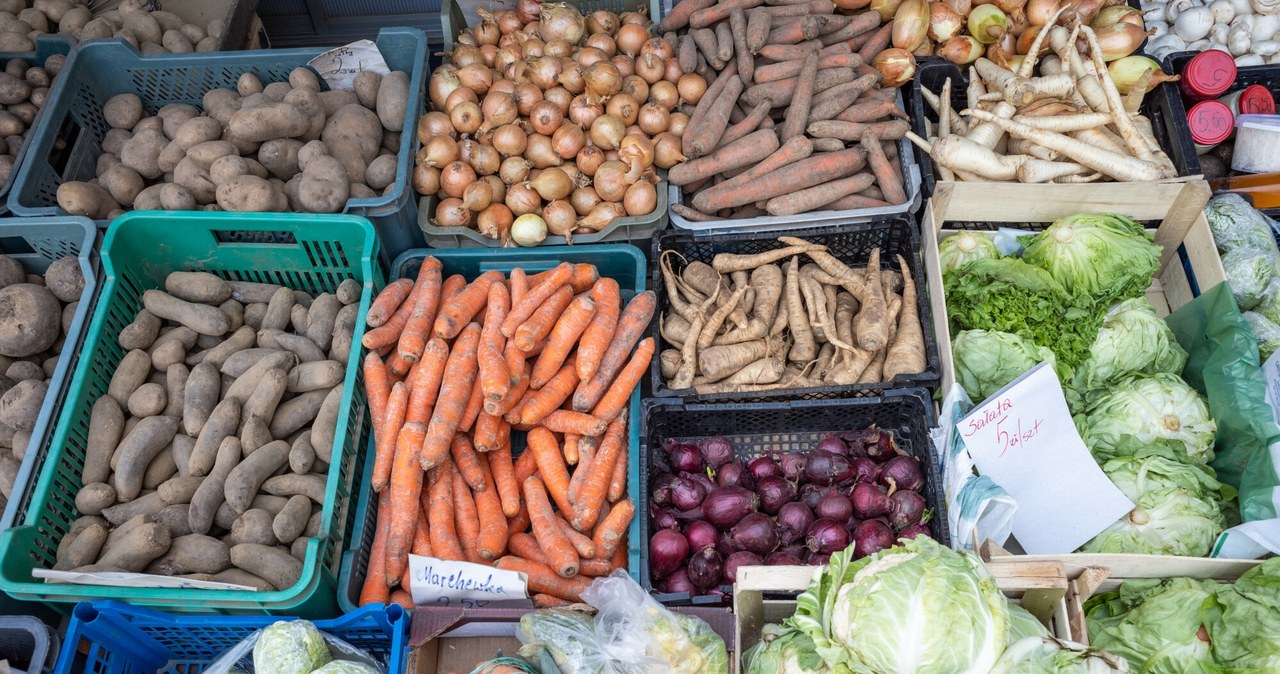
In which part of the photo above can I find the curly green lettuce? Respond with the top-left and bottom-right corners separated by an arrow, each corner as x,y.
1018,213 -> 1160,304
938,231 -> 1001,274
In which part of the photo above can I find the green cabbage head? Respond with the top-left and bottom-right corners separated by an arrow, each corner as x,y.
1007,602 -> 1052,644
1085,577 -> 1217,674
253,620 -> 332,674
787,537 -> 1008,674
1018,213 -> 1159,303
938,231 -> 1001,274
1203,558 -> 1280,670
988,637 -> 1130,673
953,330 -> 1057,402
1070,299 -> 1188,395
743,625 -> 830,674
1243,310 -> 1280,360
1205,193 -> 1280,255
1075,374 -> 1217,465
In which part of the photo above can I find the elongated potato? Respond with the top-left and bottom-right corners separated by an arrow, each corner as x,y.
187,397 -> 240,477
97,522 -> 171,572
183,362 -> 220,437
188,436 -> 240,534
147,534 -> 229,575
82,397 -> 125,485
143,290 -> 230,336
230,542 -> 301,591
113,416 -> 180,501
224,439 -> 288,514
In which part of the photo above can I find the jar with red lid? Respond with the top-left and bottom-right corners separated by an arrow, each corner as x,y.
1188,100 -> 1233,154
1219,85 -> 1276,117
1180,50 -> 1237,102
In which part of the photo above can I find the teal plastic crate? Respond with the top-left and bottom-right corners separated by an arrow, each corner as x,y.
6,29 -> 428,267
0,35 -> 72,217
441,0 -> 661,49
0,211 -> 385,616
336,244 -> 647,612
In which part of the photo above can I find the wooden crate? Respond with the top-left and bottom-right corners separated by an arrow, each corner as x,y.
732,556 -> 1072,674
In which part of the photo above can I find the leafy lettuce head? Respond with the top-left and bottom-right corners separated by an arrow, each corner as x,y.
1085,577 -> 1217,674
1075,373 -> 1217,465
938,231 -> 1001,274
253,620 -> 332,674
1018,213 -> 1160,303
1205,193 -> 1280,255
743,625 -> 830,674
1204,558 -> 1280,670
988,637 -> 1130,673
1243,310 -> 1280,360
1078,484 -> 1227,557
1222,247 -> 1278,312
953,330 -> 1057,402
1006,602 -> 1052,644
1071,299 -> 1188,395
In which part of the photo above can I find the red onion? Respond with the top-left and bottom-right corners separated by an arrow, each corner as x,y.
865,428 -> 899,462
815,433 -> 848,456
652,507 -> 680,531
889,490 -> 927,531
687,546 -> 724,589
756,476 -> 795,515
816,492 -> 854,523
766,550 -> 804,566
716,529 -> 737,556
880,456 -> 924,492
777,502 -> 814,545
651,472 -> 677,507
805,451 -> 854,485
699,436 -> 734,470
806,518 -> 851,554
852,482 -> 892,518
649,528 -> 689,579
656,567 -> 693,594
670,476 -> 706,511
799,484 -> 828,511
665,439 -> 704,473
851,457 -> 881,484
730,512 -> 780,555
702,486 -> 760,529
747,456 -> 782,482
806,550 -> 833,565
681,471 -> 716,495
724,551 -> 763,584
780,453 -> 806,481
716,461 -> 754,490
853,520 -> 895,557
684,520 -> 718,552
898,523 -> 932,540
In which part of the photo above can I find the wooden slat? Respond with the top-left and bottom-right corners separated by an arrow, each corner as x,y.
927,179 -> 1202,225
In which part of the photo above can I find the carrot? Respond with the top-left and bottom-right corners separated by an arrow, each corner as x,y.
683,74 -> 743,160
857,22 -> 893,61
808,75 -> 883,123
532,593 -> 574,608
741,68 -> 858,108
419,323 -> 482,470
579,557 -> 617,576
366,278 -> 414,328
541,410 -> 608,437
610,535 -> 627,570
451,465 -> 484,564
592,498 -> 635,561
609,436 -> 627,503
450,433 -> 487,493
475,460 -> 508,560
459,376 -> 486,433
489,442 -> 521,517
433,270 -> 501,340
589,337 -> 654,422
523,475 -> 579,577
563,432 -> 581,466
764,172 -> 876,216
362,265 -> 453,350
571,416 -> 625,531
527,427 -> 573,515
514,444 -> 539,486
657,0 -> 716,32
385,350 -> 412,378
473,412 -> 505,453
825,194 -> 892,210
574,282 -> 620,383
746,9 -> 773,52
385,421 -> 427,584
508,502 -> 531,537
503,262 -> 572,337
530,294 -> 596,388
718,100 -> 772,152
758,41 -> 844,60
514,285 -> 574,352
861,130 -> 907,205
520,357 -> 579,425
830,98 -> 905,126
730,8 -> 753,84
411,505 -> 432,556
364,352 -> 391,435
819,12 -> 880,44
573,291 -> 657,412
478,283 -> 513,404
692,146 -> 867,212
508,532 -> 553,566
766,15 -> 823,44
690,0 -> 763,28
493,556 -> 591,602
496,369 -> 530,417
690,136 -> 814,212
357,490 -> 392,606
396,259 -> 444,363
555,514 -> 597,558
530,263 -> 598,294
672,203 -> 722,221
373,381 -> 409,492
568,434 -> 596,505
669,129 -> 780,186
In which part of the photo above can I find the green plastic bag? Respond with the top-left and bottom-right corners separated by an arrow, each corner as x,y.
1166,282 -> 1280,558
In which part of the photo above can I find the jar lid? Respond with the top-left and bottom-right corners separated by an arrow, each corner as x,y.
1239,85 -> 1276,115
1188,100 -> 1234,146
1182,50 -> 1237,99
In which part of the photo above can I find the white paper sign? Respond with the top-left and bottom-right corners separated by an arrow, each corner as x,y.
957,363 -> 1134,554
408,554 -> 532,609
306,40 -> 390,91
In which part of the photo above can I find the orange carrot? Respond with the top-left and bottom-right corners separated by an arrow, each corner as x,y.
362,264 -> 451,350
573,291 -> 656,412
452,465 -> 484,564
501,373 -> 532,423
358,490 -> 392,606
509,267 -> 527,308
571,416 -> 625,531
519,358 -> 579,426
450,433 -> 486,493
610,535 -> 627,570
508,502 -> 531,537
567,435 -> 596,505
367,278 -> 414,328
562,432 -> 581,466
589,337 -> 654,422
435,270 -> 504,340
514,446 -> 538,487
489,442 -> 521,518
475,460 -> 508,560
609,435 -> 627,503
405,337 -> 450,425
527,427 -> 573,515
364,352 -> 391,436
459,377 -> 485,433
579,557 -> 617,576
478,283 -> 513,404
386,350 -> 412,378
529,263 -> 598,294
541,410 -> 608,437
861,130 -> 907,205
386,421 -> 427,584
576,279 -> 620,381
494,556 -> 591,601
555,514 -> 597,558
508,532 -> 552,566
514,285 -> 574,353
530,294 -> 596,388
473,412 -> 505,453
502,262 -> 572,337
411,505 -> 432,556
427,464 -> 465,561
389,589 -> 414,609
592,498 -> 634,560
373,381 -> 409,493
396,259 -> 444,364
532,593 -> 574,608
419,323 -> 482,470
523,475 -> 579,577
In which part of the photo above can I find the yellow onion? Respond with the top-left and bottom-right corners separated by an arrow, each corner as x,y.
552,122 -> 587,158
653,132 -> 685,168
429,65 -> 463,110
590,114 -> 626,150
444,86 -> 478,113
1016,25 -> 1043,54
586,10 -> 618,34
539,3 -> 584,44
619,134 -> 654,169
517,0 -> 540,23
583,61 -> 623,102
542,199 -> 577,238
587,32 -> 617,56
578,202 -> 626,231
418,111 -> 453,142
872,0 -> 905,23
436,197 -> 472,227
511,213 -> 548,246
623,180 -> 657,215
420,135 -> 460,167
506,182 -> 542,216
606,93 -> 640,125
479,91 -> 518,132
1093,4 -> 1144,28
871,48 -> 917,87
450,101 -> 483,134
513,82 -> 543,116
440,160 -> 477,198
528,167 -> 573,200
1060,0 -> 1105,25
993,0 -> 1027,15
413,164 -> 440,195
570,186 -> 602,215
500,156 -> 533,183
1093,22 -> 1151,61
494,10 -> 523,33
616,23 -> 650,56
967,4 -> 1008,43
576,145 -> 605,175
451,44 -> 484,67
569,95 -> 604,126
893,0 -> 930,51
1025,0 -> 1060,25
457,63 -> 494,94
928,2 -> 963,41
462,179 -> 493,211
1108,55 -> 1176,93
477,203 -> 514,244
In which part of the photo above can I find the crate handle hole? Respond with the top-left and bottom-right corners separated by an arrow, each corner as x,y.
213,231 -> 299,245
0,236 -> 36,257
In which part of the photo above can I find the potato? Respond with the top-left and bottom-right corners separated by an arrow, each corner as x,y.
259,330 -> 325,363
143,290 -> 231,336
100,165 -> 145,208
271,494 -> 310,544
187,396 -> 240,477
121,128 -> 168,179
44,53 -> 65,78
82,396 -> 125,485
80,17 -> 114,40
158,104 -> 200,139
202,88 -> 241,125
365,154 -> 397,191
224,351 -> 296,403
122,11 -> 162,44
230,543 -> 299,591
353,72 -> 381,109
133,116 -> 163,136
283,88 -> 325,141
0,33 -> 33,53
330,304 -> 357,362
127,382 -> 167,417
209,155 -> 268,185
148,534 -> 229,575
179,23 -> 206,44
263,82 -> 292,102
0,284 -> 59,357
269,387 -> 330,442
159,183 -> 196,210
242,367 -> 286,427
54,522 -> 107,571
216,175 -> 278,212
161,29 -> 193,53
201,325 -> 254,369
8,101 -> 35,126
211,567 -> 273,590
6,360 -> 41,382
224,439 -> 288,513
0,378 -> 47,433
17,8 -> 47,32
113,415 -> 180,501
322,104 -> 382,185
196,37 -> 216,52
221,299 -> 244,332
164,363 -> 187,418
228,102 -> 311,143
172,157 -> 216,205
153,502 -> 193,538
376,71 -> 410,133
0,111 -> 23,138
0,257 -> 21,289
101,128 -> 132,156
289,431 -> 315,474
75,483 -> 117,516
58,514 -> 108,563
157,475 -> 203,505
297,155 -> 350,214
255,138 -> 303,180
104,93 -> 144,130
228,507 -> 278,546
261,473 -> 325,504
97,522 -> 170,572
59,6 -> 91,34
56,181 -> 119,219
184,140 -> 236,168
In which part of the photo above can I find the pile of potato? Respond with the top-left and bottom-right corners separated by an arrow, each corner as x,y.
0,50 -> 62,185
0,253 -> 84,513
57,65 -> 410,218
56,271 -> 361,592
0,0 -> 227,53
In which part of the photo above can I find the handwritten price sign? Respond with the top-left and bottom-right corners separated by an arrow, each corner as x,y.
957,362 -> 1133,554
306,40 -> 390,91
408,555 -> 532,608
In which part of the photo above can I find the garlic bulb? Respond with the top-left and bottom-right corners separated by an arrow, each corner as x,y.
1229,23 -> 1253,53
1175,6 -> 1216,39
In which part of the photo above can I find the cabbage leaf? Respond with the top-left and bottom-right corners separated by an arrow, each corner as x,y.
1203,558 -> 1280,671
953,329 -> 1058,402
1085,577 -> 1218,674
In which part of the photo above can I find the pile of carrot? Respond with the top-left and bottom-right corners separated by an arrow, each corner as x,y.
356,259 -> 656,608
658,0 -> 912,221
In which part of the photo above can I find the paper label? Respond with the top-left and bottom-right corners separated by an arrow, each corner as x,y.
957,362 -> 1134,554
408,555 -> 532,608
32,569 -> 256,590
306,40 -> 390,91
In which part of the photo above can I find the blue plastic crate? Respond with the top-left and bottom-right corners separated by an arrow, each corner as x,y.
6,29 -> 428,268
0,36 -> 72,217
55,601 -> 407,674
336,244 -> 648,612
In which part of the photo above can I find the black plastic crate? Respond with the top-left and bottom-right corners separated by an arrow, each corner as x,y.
639,390 -> 947,605
0,617 -> 57,674
649,218 -> 940,403
907,58 -> 1186,198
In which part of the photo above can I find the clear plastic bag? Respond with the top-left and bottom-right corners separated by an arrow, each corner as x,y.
204,619 -> 384,674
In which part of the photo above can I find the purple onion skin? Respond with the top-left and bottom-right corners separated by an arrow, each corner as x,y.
668,441 -> 706,473
815,432 -> 848,456
650,529 -> 690,579
854,520 -> 896,558
670,476 -> 707,511
723,551 -> 764,583
702,486 -> 760,529
841,428 -> 880,457
717,530 -> 738,556
845,513 -> 862,531
766,550 -> 805,566
756,476 -> 796,515
682,471 -> 717,494
850,457 -> 881,485
657,567 -> 694,594
800,484 -> 825,511
699,436 -> 735,470
863,429 -> 897,462
684,520 -> 719,551
889,490 -> 928,530
806,550 -> 833,565
676,505 -> 704,521
687,546 -> 725,589
731,512 -> 781,555
805,451 -> 854,486
651,472 -> 677,507
652,507 -> 681,530
780,453 -> 807,481
898,523 -> 932,540
777,502 -> 815,545
748,456 -> 783,482
806,518 -> 851,554
880,455 -> 924,491
816,492 -> 854,523
852,482 -> 892,518
717,461 -> 755,490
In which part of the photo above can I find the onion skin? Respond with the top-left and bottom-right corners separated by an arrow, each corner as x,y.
893,0 -> 930,51
685,520 -> 719,552
435,197 -> 472,227
700,486 -> 760,529
730,512 -> 780,555
570,185 -> 602,214
542,198 -> 577,237
440,161 -> 477,199
853,519 -> 895,557
871,48 -> 918,87
649,528 -> 689,580
723,551 -> 763,584
476,203 -> 513,243
412,164 -> 441,195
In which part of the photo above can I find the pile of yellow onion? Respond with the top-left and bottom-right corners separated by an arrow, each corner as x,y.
415,2 -> 704,245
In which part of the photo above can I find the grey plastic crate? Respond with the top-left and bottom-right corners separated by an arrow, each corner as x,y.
0,617 -> 57,674
442,0 -> 661,50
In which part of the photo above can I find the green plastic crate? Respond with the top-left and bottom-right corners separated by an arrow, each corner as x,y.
441,0 -> 662,50
335,244 -> 647,612
0,211 -> 385,616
